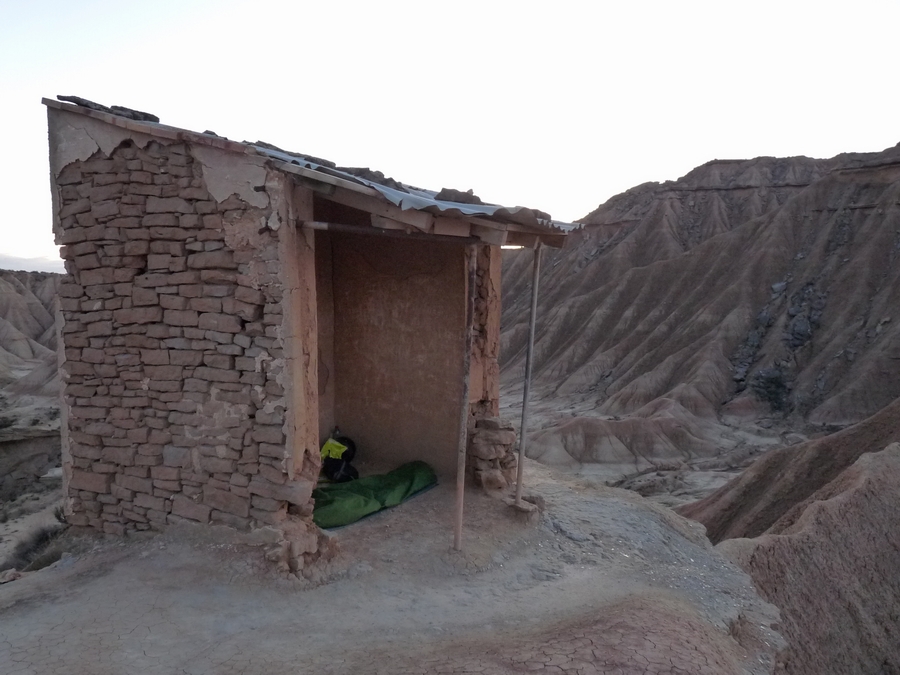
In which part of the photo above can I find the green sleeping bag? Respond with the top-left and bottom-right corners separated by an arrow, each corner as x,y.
312,460 -> 437,528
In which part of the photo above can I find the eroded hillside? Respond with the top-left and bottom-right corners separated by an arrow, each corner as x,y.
501,143 -> 900,477
0,270 -> 61,438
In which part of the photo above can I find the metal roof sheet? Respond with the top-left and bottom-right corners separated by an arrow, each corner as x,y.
252,145 -> 575,234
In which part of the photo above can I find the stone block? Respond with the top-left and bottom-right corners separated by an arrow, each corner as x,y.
102,446 -> 136,466
202,486 -> 249,518
258,443 -> 285,459
234,285 -> 265,305
110,484 -> 134,501
187,297 -> 221,312
162,445 -> 191,468
91,200 -> 119,220
117,474 -> 153,494
74,253 -> 101,270
253,426 -> 285,445
198,312 -> 242,333
248,476 -> 313,506
469,439 -> 507,461
187,250 -> 237,269
160,294 -> 188,310
69,469 -> 112,494
134,492 -> 166,512
222,298 -> 262,321
171,495 -> 211,523
199,456 -> 236,474
146,196 -> 193,214
139,349 -> 170,365
129,288 -> 156,307
147,254 -> 171,270
114,306 -> 163,324
86,320 -> 113,337
149,465 -> 179,481
170,350 -> 203,366
475,417 -> 511,431
250,495 -> 281,511
80,268 -> 116,286
202,284 -> 233,298
473,428 -> 517,445
192,366 -> 240,383
202,353 -> 233,369
164,309 -> 199,327
60,198 -> 91,218
71,406 -> 109,420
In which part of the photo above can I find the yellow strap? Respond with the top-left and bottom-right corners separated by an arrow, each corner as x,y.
321,438 -> 349,460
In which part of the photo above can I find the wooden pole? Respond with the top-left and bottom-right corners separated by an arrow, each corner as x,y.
515,243 -> 542,506
454,244 -> 478,551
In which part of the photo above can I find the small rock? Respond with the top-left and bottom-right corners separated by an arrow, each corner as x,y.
0,569 -> 22,584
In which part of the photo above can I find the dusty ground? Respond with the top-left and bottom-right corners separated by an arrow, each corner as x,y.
0,461 -> 782,675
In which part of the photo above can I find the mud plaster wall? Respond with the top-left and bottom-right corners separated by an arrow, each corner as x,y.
469,245 -> 501,419
47,108 -> 320,546
330,234 -> 466,476
314,231 -> 336,443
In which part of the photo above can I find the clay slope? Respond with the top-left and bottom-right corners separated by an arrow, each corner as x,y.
677,396 -> 900,542
0,270 -> 62,437
716,441 -> 900,675
0,270 -> 59,381
501,143 -> 900,469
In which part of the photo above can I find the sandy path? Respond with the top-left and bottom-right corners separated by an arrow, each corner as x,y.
0,463 -> 781,674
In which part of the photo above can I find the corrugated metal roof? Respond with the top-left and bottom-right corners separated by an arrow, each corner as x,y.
253,145 -> 575,234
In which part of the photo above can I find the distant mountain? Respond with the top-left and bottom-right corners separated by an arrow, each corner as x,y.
0,254 -> 65,274
500,142 -> 900,470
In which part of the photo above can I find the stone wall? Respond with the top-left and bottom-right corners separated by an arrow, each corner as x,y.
49,115 -> 320,554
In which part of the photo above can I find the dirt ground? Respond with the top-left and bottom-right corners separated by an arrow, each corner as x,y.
0,461 -> 782,675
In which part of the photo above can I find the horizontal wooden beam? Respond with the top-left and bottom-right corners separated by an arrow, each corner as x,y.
371,215 -> 409,231
302,221 -> 479,245
327,186 -> 435,233
471,223 -> 507,246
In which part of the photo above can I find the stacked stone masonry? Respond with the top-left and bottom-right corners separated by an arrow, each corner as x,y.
467,417 -> 518,490
53,137 -> 320,552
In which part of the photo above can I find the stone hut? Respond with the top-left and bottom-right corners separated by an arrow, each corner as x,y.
45,96 -> 569,559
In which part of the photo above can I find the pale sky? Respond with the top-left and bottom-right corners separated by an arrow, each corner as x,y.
1,0 -> 898,273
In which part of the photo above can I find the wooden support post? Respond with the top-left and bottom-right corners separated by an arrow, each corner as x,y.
515,243 -> 542,506
453,244 -> 478,551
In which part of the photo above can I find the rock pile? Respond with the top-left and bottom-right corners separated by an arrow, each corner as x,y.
467,417 -> 517,490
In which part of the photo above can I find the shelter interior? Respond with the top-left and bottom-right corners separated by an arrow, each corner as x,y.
310,196 -> 469,477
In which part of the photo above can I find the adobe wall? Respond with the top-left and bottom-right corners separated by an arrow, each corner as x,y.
47,108 -> 321,558
330,234 -> 466,476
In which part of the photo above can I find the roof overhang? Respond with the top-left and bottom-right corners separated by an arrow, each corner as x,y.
44,97 -> 574,248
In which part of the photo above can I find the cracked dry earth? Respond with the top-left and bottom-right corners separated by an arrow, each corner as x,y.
0,462 -> 782,674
